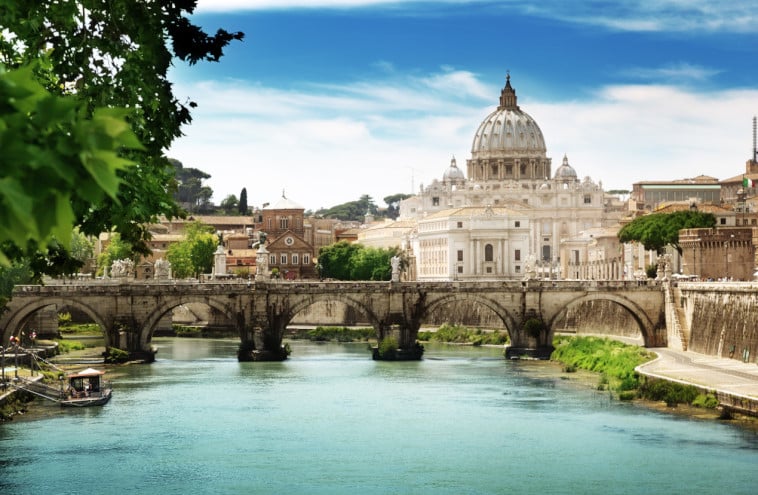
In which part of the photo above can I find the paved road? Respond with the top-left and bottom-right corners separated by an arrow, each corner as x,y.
637,348 -> 758,399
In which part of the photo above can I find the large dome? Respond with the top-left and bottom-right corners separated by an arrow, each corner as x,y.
466,75 -> 551,182
471,75 -> 546,158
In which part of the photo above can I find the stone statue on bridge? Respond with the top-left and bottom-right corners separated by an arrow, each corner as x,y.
111,259 -> 134,278
523,253 -> 538,281
154,258 -> 171,279
391,255 -> 401,282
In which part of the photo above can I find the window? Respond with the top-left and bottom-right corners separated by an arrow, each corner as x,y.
514,249 -> 521,261
486,266 -> 492,273
584,195 -> 591,204
720,218 -> 726,225
457,221 -> 463,228
303,254 -> 310,265
515,266 -> 521,273
457,250 -> 463,262
280,254 -> 287,264
270,255 -> 276,265
515,221 -> 520,228
542,245 -> 551,261
292,254 -> 299,265
457,266 -> 463,274
280,217 -> 289,229
432,197 -> 440,206
484,244 -> 494,262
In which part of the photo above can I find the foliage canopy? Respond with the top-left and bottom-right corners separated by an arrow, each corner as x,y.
318,242 -> 400,281
617,210 -> 716,253
0,0 -> 243,264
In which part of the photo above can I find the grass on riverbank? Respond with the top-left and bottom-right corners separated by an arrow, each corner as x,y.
288,326 -> 376,342
418,323 -> 509,346
551,336 -> 719,409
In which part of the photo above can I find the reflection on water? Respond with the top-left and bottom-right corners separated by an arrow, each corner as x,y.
2,338 -> 757,495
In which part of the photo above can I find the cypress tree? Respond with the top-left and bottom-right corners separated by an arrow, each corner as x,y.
239,188 -> 249,215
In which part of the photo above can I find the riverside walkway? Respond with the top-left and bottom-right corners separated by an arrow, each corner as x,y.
637,348 -> 758,416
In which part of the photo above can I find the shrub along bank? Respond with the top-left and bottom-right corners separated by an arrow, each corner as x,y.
551,336 -> 719,409
288,326 -> 376,342
417,323 -> 509,346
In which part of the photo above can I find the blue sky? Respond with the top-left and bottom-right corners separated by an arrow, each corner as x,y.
167,1 -> 758,211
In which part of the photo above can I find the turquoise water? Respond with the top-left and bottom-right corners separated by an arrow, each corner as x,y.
2,339 -> 757,494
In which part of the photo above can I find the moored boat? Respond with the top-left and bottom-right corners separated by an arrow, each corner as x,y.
61,368 -> 112,407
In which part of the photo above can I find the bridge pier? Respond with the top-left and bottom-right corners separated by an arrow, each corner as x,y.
505,315 -> 554,360
504,345 -> 554,360
237,320 -> 290,362
371,315 -> 425,361
237,342 -> 289,362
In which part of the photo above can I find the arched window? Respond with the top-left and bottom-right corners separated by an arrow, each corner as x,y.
484,244 -> 494,262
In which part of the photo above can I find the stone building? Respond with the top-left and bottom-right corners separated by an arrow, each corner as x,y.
630,176 -> 721,212
259,195 -> 316,279
679,227 -> 757,281
397,74 -> 616,280
413,205 -> 531,280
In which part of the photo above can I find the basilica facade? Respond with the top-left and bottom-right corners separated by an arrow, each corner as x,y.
397,75 -> 619,281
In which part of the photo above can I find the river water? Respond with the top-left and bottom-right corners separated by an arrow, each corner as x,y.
1,339 -> 757,494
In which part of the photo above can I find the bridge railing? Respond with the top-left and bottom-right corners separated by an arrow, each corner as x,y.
12,278 -> 665,296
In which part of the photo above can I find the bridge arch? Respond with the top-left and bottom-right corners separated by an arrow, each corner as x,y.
1,298 -> 109,345
140,296 -> 245,348
282,292 -> 384,334
546,293 -> 657,346
421,292 -> 519,336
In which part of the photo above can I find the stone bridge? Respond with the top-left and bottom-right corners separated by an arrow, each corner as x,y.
0,280 -> 666,361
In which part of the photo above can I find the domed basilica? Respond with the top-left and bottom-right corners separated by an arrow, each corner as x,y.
397,75 -> 617,281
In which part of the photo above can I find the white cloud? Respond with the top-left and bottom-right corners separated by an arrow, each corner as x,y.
195,0 -> 758,33
169,70 -> 758,210
619,62 -> 721,82
533,84 -> 758,191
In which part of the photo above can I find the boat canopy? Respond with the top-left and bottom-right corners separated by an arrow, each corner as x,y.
67,368 -> 106,379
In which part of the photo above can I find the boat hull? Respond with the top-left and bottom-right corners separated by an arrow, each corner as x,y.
60,389 -> 112,407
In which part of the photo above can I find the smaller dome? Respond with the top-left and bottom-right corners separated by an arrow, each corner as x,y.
443,156 -> 466,183
554,154 -> 577,180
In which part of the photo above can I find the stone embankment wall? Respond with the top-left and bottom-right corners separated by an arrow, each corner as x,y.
678,283 -> 758,363
552,300 -> 643,341
290,300 -> 508,329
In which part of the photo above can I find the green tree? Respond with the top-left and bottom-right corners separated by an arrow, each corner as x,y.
318,242 -> 398,281
171,159 -> 214,212
0,262 -> 34,310
239,188 -> 249,215
316,195 -> 378,222
220,194 -> 239,215
318,241 -> 360,280
0,1 -> 243,264
383,193 -> 412,220
618,211 -> 716,254
167,222 -> 218,278
0,63 -> 142,266
350,246 -> 397,281
70,228 -> 95,268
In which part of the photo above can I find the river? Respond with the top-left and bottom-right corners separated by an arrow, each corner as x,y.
1,338 -> 757,494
